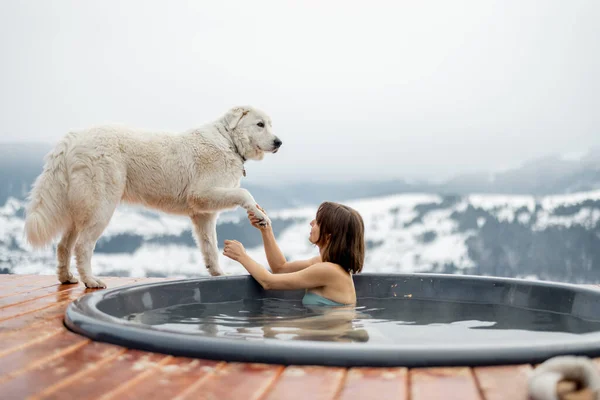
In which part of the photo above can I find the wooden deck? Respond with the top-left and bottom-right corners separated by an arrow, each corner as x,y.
0,274 -> 596,400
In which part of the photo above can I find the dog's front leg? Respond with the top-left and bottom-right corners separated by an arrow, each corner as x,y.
188,188 -> 271,226
190,213 -> 223,276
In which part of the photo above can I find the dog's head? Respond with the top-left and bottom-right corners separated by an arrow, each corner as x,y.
223,106 -> 282,161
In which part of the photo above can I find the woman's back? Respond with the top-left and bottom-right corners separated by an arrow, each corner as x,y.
304,262 -> 356,305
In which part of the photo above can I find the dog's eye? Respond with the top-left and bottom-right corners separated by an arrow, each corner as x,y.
257,122 -> 264,128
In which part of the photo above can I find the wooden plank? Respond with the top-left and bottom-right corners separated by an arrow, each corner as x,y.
0,282 -> 79,308
0,322 -> 64,355
175,362 -> 282,400
0,277 -> 138,332
0,330 -> 89,381
0,274 -> 141,308
0,281 -> 62,299
0,275 -> 56,291
9,275 -> 60,286
410,367 -> 482,400
99,357 -> 222,400
0,287 -> 82,321
0,273 -> 27,279
473,364 -> 532,400
336,367 -> 407,400
0,277 -> 137,322
261,366 -> 346,400
0,341 -> 124,399
0,274 -> 137,298
0,301 -> 71,332
37,350 -> 170,400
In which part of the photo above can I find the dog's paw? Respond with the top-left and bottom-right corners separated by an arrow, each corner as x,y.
259,215 -> 271,227
58,272 -> 79,285
82,276 -> 107,289
207,265 -> 225,276
250,208 -> 271,227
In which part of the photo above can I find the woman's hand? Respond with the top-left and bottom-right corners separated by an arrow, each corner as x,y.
248,204 -> 271,231
223,240 -> 248,262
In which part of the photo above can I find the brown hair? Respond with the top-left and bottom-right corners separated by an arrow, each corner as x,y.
314,201 -> 365,274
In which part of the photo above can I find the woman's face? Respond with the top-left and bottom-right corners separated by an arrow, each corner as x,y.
309,218 -> 320,244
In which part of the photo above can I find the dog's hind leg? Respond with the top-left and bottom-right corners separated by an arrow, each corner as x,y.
71,197 -> 119,289
56,225 -> 79,284
191,213 -> 224,276
73,222 -> 110,288
68,160 -> 124,288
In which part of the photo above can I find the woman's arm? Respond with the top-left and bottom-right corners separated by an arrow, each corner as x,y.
223,240 -> 331,290
258,226 -> 286,272
240,255 -> 331,291
262,228 -> 320,273
249,207 -> 320,273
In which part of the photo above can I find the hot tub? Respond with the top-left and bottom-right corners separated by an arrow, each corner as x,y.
64,273 -> 600,367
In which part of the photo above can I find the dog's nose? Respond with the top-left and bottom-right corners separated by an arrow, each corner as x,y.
273,138 -> 282,148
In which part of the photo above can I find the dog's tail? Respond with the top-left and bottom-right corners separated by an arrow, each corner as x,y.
24,135 -> 73,248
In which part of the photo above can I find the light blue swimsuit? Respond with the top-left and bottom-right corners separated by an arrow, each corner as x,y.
302,291 -> 347,307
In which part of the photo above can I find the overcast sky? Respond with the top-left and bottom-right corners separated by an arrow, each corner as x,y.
1,1 -> 599,183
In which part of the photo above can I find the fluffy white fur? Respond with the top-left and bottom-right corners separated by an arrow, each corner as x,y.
24,106 -> 282,288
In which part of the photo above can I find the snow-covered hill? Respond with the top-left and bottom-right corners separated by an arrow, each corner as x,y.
2,190 -> 600,283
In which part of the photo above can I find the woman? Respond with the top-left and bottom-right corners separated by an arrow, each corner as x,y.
223,201 -> 365,306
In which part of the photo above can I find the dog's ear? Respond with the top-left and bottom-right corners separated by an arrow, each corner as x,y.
225,107 -> 250,131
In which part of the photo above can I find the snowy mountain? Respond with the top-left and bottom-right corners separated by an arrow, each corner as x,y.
442,149 -> 600,195
2,190 -> 600,284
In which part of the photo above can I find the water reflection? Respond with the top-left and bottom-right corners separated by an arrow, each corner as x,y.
123,297 -> 600,345
259,305 -> 369,342
125,298 -> 370,343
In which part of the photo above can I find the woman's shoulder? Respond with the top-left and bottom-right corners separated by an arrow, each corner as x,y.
310,261 -> 346,274
308,255 -> 322,264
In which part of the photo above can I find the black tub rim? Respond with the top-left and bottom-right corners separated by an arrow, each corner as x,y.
64,273 -> 600,368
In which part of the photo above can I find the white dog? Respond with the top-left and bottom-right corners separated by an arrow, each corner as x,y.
24,106 -> 282,288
